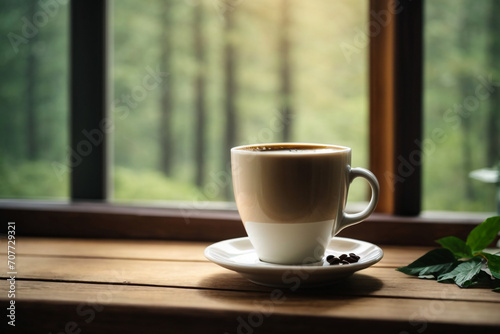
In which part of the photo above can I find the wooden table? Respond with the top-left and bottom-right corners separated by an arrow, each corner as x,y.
1,237 -> 499,333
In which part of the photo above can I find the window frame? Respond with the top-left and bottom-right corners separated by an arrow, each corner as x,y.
369,0 -> 422,215
0,200 -> 490,246
0,0 -> 494,246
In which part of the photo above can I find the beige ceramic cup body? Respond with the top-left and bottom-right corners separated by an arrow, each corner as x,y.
231,143 -> 379,265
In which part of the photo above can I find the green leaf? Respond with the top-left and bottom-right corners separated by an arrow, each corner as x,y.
466,216 -> 500,253
437,258 -> 483,288
397,248 -> 458,277
481,252 -> 500,279
436,236 -> 472,258
494,287 -> 500,293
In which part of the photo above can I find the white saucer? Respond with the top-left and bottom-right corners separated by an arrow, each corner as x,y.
204,237 -> 383,288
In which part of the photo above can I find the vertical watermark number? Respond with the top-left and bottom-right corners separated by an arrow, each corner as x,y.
6,221 -> 16,327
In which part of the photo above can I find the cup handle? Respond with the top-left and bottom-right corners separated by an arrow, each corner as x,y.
335,167 -> 380,235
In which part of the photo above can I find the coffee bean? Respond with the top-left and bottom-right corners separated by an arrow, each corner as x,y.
327,255 -> 340,265
326,253 -> 361,265
349,253 -> 360,260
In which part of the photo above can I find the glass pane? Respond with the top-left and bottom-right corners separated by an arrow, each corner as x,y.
423,0 -> 498,212
0,0 -> 69,200
112,0 -> 368,205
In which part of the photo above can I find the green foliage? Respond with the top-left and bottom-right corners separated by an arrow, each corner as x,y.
0,159 -> 68,199
396,249 -> 458,278
437,258 -> 483,288
436,236 -> 472,259
481,252 -> 500,279
423,0 -> 499,212
0,159 -> 206,202
113,167 -> 206,201
466,216 -> 500,253
398,216 -> 500,291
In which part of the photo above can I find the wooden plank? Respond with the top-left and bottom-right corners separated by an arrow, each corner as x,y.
378,245 -> 431,266
1,254 -> 498,302
8,237 -> 432,266
12,237 -> 209,262
2,280 -> 499,334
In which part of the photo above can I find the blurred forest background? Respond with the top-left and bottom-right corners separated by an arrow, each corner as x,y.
0,0 -> 498,213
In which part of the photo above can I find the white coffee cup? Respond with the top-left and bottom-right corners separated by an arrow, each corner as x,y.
231,143 -> 380,265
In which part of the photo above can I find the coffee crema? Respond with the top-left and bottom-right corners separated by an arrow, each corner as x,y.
240,144 -> 345,153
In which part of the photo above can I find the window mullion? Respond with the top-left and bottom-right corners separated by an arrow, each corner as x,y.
393,0 -> 423,215
70,0 -> 109,201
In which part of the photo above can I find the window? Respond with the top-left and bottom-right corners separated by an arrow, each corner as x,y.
0,0 -> 69,200
0,0 -> 494,242
423,0 -> 499,213
111,0 -> 369,205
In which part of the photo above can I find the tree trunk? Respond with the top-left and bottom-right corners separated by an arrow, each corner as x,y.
159,0 -> 174,175
279,0 -> 293,142
486,0 -> 500,167
458,8 -> 475,200
223,5 -> 237,199
194,2 -> 206,188
26,0 -> 38,161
